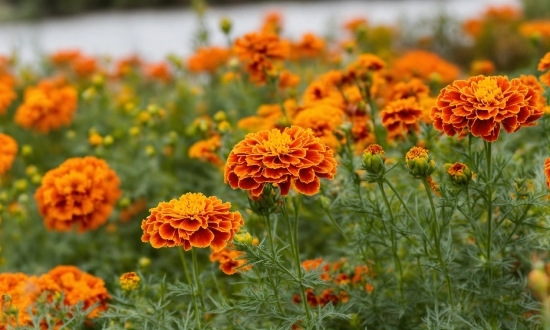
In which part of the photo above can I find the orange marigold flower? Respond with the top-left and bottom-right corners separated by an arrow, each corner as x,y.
41,265 -> 110,318
0,81 -> 16,115
539,52 -> 550,72
431,75 -> 543,142
0,273 -> 40,327
144,62 -> 171,82
187,46 -> 231,73
292,104 -> 344,149
238,103 -> 285,132
113,55 -> 142,77
520,20 -> 550,40
234,32 -> 289,62
544,158 -> 550,190
520,74 -> 547,109
35,156 -> 121,232
343,17 -> 368,33
14,80 -> 78,133
50,49 -> 82,66
470,60 -> 495,76
0,133 -> 17,175
278,70 -> 300,89
119,272 -> 140,291
381,97 -> 423,140
224,126 -> 338,197
209,243 -> 251,275
261,11 -> 283,34
72,56 -> 97,77
291,33 -> 325,59
188,135 -> 223,166
348,54 -> 386,78
141,193 -> 243,252
392,50 -> 460,84
387,78 -> 429,102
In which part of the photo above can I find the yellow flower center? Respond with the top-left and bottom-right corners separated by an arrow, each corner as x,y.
474,77 -> 503,105
262,130 -> 292,155
175,193 -> 207,215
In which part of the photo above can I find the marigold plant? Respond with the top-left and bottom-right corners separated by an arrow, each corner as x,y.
0,134 -> 17,175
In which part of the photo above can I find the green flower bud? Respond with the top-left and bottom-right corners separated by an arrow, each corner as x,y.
445,162 -> 473,186
234,232 -> 253,245
362,144 -> 385,181
220,17 -> 232,35
405,146 -> 436,179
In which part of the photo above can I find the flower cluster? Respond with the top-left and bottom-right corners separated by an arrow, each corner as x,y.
209,243 -> 254,275
431,75 -> 543,142
224,126 -> 338,197
35,156 -> 121,232
141,193 -> 243,252
187,46 -> 231,73
0,133 -> 17,175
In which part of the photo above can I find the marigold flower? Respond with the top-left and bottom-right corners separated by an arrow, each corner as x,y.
387,78 -> 429,102
0,134 -> 17,175
141,193 -> 243,252
0,82 -> 16,115
188,135 -> 223,166
50,49 -> 82,66
544,158 -> 550,190
261,12 -> 283,34
238,103 -> 285,132
381,97 -> 423,140
224,126 -> 338,197
72,56 -> 97,77
430,75 -> 543,142
144,62 -> 171,82
15,80 -> 78,133
278,70 -> 300,89
119,272 -> 140,291
187,47 -> 231,73
406,146 -> 436,178
519,74 -> 547,109
40,265 -> 110,318
291,33 -> 325,59
539,52 -> 550,72
120,198 -> 148,222
209,244 -> 252,275
343,17 -> 368,33
113,55 -> 142,77
470,60 -> 496,76
520,21 -> 550,40
292,104 -> 344,150
391,50 -> 460,84
35,156 -> 121,232
445,162 -> 473,186
0,273 -> 39,327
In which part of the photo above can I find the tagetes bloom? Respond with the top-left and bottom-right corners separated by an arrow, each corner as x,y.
141,193 -> 243,252
188,135 -> 223,166
144,62 -> 171,82
387,78 -> 429,102
50,49 -> 82,66
0,133 -> 17,175
15,80 -> 78,133
0,273 -> 39,327
187,46 -> 231,73
544,158 -> 550,190
431,75 -> 543,142
224,126 -> 338,197
261,11 -> 283,34
278,70 -> 300,89
381,97 -> 423,140
392,50 -> 460,84
0,81 -> 16,115
292,104 -> 344,149
520,21 -> 550,40
41,266 -> 110,319
291,33 -> 325,59
209,243 -> 252,275
119,272 -> 140,291
72,56 -> 97,77
470,60 -> 496,76
35,156 -> 121,232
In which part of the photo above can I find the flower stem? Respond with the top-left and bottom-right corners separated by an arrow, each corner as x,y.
191,248 -> 205,311
262,213 -> 286,315
421,178 -> 454,308
178,248 -> 202,329
377,182 -> 404,300
484,141 -> 494,296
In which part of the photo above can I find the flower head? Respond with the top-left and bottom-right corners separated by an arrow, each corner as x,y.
188,135 -> 223,166
391,50 -> 460,84
141,193 -> 243,252
406,146 -> 436,178
15,80 -> 78,133
381,97 -> 423,140
292,104 -> 344,149
187,46 -> 231,73
0,80 -> 16,115
544,158 -> 550,190
445,162 -> 473,186
224,126 -> 338,197
362,144 -> 385,177
431,75 -> 543,142
0,133 -> 17,175
35,156 -> 121,232
209,243 -> 252,275
119,272 -> 140,291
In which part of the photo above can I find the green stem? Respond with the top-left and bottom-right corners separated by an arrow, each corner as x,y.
283,198 -> 312,325
377,182 -> 404,300
421,179 -> 454,308
484,141 -> 494,294
178,248 -> 202,329
191,248 -> 205,311
384,179 -> 416,223
262,213 -> 286,315
325,209 -> 349,240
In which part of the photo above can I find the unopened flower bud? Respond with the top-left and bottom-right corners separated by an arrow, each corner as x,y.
405,146 -> 436,179
234,232 -> 253,245
445,162 -> 473,186
119,272 -> 140,291
103,135 -> 114,146
220,17 -> 232,35
139,257 -> 151,268
21,145 -> 33,157
529,268 -> 549,297
362,144 -> 385,175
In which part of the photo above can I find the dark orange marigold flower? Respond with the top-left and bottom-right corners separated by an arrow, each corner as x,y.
387,78 -> 429,102
187,46 -> 231,73
141,192 -> 243,252
539,52 -> 550,72
50,49 -> 82,66
0,273 -> 39,327
0,133 -> 17,175
188,135 -> 223,167
0,81 -> 16,115
392,50 -> 460,84
291,33 -> 325,59
14,80 -> 78,133
72,55 -> 97,78
343,17 -> 368,33
381,97 -> 423,140
470,60 -> 496,76
278,70 -> 301,89
292,104 -> 344,150
119,272 -> 140,291
35,156 -> 121,232
224,126 -> 338,197
209,243 -> 252,275
431,75 -> 543,142
144,62 -> 171,82
234,32 -> 289,63
544,158 -> 550,190
261,11 -> 283,34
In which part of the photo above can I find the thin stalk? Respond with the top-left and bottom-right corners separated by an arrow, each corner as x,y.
484,141 -> 493,291
325,209 -> 349,240
377,182 -> 404,300
191,248 -> 205,311
282,198 -> 312,324
262,213 -> 286,315
178,248 -> 202,329
421,179 -> 454,308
